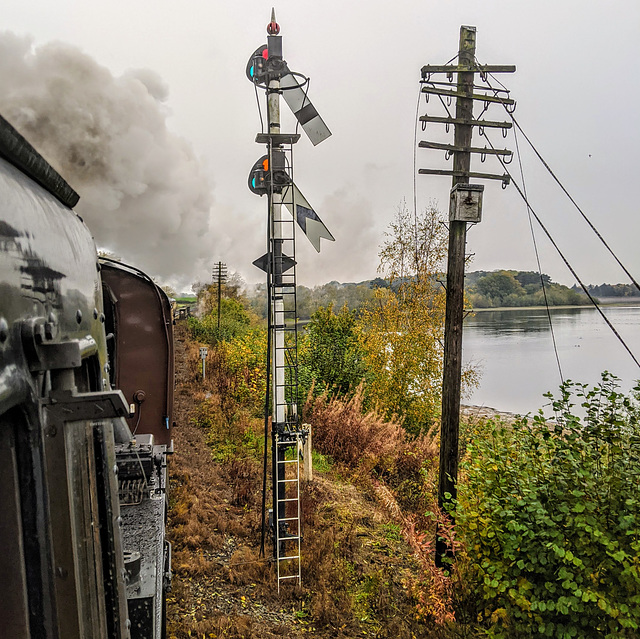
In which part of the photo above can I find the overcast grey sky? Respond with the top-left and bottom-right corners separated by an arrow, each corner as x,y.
2,1 -> 639,292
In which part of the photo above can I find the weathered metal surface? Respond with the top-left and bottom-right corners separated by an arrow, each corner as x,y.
0,114 -> 132,638
100,261 -> 175,445
0,114 -> 79,208
118,434 -> 169,639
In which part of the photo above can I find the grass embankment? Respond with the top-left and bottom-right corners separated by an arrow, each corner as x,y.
166,323 -> 468,638
167,323 -> 640,637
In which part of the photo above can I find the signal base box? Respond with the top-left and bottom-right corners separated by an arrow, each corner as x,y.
449,183 -> 484,223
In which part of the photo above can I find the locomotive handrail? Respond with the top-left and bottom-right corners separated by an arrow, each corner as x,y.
0,114 -> 79,208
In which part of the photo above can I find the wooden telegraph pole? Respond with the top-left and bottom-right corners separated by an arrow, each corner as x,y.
418,26 -> 515,564
212,261 -> 227,332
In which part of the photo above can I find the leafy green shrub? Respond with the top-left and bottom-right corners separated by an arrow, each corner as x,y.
298,303 -> 368,402
187,298 -> 252,344
457,373 -> 640,637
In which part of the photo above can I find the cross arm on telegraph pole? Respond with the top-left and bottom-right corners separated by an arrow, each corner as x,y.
417,25 -> 514,566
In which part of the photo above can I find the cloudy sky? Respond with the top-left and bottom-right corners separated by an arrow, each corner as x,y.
2,1 -> 639,292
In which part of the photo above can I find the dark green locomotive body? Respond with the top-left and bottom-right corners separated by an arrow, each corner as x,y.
0,115 -> 172,639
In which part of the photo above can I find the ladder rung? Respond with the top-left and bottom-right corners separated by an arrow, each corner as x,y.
278,575 -> 300,581
280,516 -> 299,522
278,555 -> 301,561
277,478 -> 299,483
278,497 -> 299,503
277,536 -> 300,543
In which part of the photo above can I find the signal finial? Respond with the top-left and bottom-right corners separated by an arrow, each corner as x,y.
267,8 -> 280,35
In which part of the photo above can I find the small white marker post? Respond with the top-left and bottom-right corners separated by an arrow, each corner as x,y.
199,347 -> 208,381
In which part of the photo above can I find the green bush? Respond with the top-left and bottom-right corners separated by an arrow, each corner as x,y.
457,373 -> 640,638
298,304 -> 368,402
187,298 -> 252,344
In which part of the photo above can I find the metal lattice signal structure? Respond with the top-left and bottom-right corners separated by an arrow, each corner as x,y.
247,9 -> 333,591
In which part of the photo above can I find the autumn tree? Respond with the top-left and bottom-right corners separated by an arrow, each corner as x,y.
356,201 -> 449,434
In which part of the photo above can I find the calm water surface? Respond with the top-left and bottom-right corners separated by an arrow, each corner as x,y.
463,304 -> 640,415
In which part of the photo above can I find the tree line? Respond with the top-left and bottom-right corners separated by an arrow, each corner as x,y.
243,269 -> 608,316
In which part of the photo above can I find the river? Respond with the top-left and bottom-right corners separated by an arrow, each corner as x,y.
462,303 -> 640,416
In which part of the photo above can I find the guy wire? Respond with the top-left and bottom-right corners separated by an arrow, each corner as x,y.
483,131 -> 640,370
413,86 -> 422,271
481,68 -> 640,295
511,125 -> 564,384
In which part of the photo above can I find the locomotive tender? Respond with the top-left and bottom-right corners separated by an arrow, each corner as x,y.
0,113 -> 174,638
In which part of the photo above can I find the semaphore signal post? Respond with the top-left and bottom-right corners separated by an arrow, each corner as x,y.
246,9 -> 333,590
418,25 -> 515,565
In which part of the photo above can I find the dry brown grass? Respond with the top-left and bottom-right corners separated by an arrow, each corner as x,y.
304,386 -> 405,470
304,387 -> 440,522
168,322 -> 469,638
303,378 -> 467,632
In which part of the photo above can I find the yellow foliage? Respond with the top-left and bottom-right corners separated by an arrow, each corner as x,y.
355,201 -> 478,433
356,283 -> 445,433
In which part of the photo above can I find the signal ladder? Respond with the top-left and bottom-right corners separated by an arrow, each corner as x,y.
274,433 -> 302,590
270,177 -> 304,590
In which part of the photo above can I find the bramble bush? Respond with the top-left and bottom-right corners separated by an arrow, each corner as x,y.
187,296 -> 267,417
457,372 -> 640,638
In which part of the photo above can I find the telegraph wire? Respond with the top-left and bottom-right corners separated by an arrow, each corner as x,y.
480,69 -> 640,295
416,55 -> 457,267
482,130 -> 640,370
412,86 -> 422,271
508,113 -> 640,294
511,125 -> 564,384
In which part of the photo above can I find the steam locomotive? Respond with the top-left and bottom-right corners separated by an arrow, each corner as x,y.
0,113 -> 174,638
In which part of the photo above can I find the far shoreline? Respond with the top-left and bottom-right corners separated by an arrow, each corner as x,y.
471,299 -> 640,313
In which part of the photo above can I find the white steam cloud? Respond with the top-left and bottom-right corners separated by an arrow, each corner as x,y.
0,32 -> 215,290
